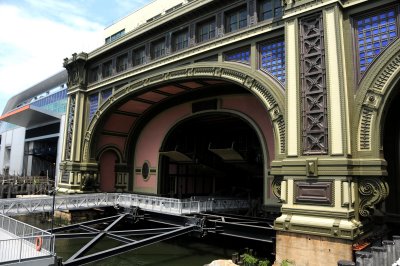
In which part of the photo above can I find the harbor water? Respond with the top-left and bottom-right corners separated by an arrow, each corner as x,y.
15,213 -> 273,266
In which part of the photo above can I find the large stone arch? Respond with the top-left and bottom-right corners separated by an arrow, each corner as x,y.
83,62 -> 286,164
354,38 -> 400,158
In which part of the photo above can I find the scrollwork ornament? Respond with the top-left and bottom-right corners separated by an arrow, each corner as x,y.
359,177 -> 389,217
271,176 -> 284,199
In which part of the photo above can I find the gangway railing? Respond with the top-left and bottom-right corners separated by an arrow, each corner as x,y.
0,193 -> 250,216
0,213 -> 55,263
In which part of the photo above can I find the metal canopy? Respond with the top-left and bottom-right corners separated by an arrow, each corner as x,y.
208,142 -> 244,161
0,105 -> 60,128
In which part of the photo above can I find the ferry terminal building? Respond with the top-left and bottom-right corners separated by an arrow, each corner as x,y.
1,0 -> 400,264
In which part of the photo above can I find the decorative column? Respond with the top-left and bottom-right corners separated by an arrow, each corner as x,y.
58,53 -> 98,193
272,3 -> 388,265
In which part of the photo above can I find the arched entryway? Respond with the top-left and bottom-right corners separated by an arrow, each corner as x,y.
99,149 -> 118,192
383,82 -> 400,215
159,112 -> 264,199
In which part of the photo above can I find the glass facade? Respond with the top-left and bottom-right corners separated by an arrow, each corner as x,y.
260,39 -> 285,84
356,8 -> 398,76
31,89 -> 68,114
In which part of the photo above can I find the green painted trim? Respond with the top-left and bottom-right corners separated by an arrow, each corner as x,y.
133,187 -> 157,194
354,38 -> 400,158
281,207 -> 355,219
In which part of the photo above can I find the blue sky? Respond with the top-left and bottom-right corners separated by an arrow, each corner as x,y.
0,0 -> 152,114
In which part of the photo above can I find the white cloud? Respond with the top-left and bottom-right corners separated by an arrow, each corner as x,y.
0,3 -> 104,114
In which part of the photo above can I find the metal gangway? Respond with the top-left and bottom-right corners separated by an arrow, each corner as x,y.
0,193 -> 250,216
0,213 -> 55,264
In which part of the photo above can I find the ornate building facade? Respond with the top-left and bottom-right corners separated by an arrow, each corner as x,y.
60,0 -> 400,264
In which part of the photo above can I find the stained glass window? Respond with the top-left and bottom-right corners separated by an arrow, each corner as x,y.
355,8 -> 398,76
225,47 -> 250,64
89,94 -> 99,121
259,40 -> 285,84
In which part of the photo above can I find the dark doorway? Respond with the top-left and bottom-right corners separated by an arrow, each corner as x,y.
160,113 -> 264,200
383,83 -> 400,215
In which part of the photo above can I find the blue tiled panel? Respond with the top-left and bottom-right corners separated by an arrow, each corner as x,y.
101,89 -> 112,102
225,49 -> 250,64
260,40 -> 285,84
356,9 -> 397,76
89,94 -> 99,121
31,89 -> 68,114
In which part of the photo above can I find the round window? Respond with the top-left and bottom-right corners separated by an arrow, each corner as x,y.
142,162 -> 150,180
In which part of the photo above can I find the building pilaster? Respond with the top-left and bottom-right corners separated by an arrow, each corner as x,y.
58,53 -> 99,193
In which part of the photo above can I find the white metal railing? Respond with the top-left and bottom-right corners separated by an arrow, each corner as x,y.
0,213 -> 54,263
0,193 -> 250,216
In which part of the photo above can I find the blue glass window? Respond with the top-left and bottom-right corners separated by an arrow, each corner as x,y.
355,8 -> 398,77
89,94 -> 99,121
225,47 -> 250,65
101,89 -> 112,102
259,39 -> 285,84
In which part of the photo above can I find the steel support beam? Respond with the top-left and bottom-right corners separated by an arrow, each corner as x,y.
65,214 -> 127,263
62,225 -> 196,266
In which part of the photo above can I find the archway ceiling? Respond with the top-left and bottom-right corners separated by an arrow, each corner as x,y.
96,79 -> 231,157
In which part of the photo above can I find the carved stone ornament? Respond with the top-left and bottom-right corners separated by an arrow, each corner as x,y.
81,171 -> 99,191
272,176 -> 284,199
359,177 -> 389,217
300,12 -> 328,155
64,52 -> 88,88
66,95 -> 76,160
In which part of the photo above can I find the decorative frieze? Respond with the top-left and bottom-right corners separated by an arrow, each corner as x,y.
299,12 -> 328,155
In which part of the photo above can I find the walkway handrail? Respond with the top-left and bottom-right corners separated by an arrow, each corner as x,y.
0,193 -> 250,216
0,213 -> 54,263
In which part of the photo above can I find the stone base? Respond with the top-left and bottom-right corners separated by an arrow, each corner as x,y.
274,231 -> 353,266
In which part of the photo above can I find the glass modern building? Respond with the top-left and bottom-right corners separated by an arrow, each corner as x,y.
0,70 -> 67,181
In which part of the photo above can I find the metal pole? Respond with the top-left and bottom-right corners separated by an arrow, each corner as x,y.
51,189 -> 56,234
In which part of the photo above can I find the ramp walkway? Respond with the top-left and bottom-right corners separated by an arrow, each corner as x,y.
0,214 -> 55,264
0,193 -> 249,216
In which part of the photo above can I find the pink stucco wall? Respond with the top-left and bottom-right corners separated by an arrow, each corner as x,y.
221,95 -> 275,164
133,94 -> 275,193
134,104 -> 192,190
97,135 -> 126,155
99,150 -> 116,192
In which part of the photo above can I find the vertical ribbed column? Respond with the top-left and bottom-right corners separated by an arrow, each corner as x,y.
286,18 -> 300,156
